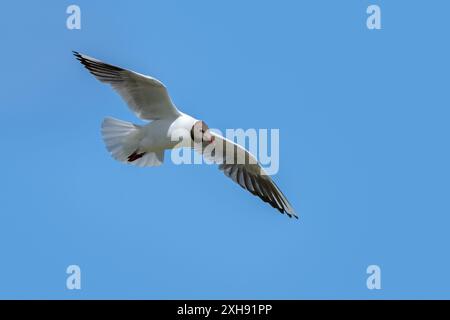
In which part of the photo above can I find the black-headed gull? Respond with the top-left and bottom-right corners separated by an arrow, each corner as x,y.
74,52 -> 297,219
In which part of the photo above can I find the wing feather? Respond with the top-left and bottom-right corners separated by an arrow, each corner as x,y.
201,132 -> 297,218
73,51 -> 180,120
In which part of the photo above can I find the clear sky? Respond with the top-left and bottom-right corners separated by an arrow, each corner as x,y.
1,0 -> 449,299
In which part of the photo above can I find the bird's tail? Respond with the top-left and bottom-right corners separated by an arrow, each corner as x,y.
101,117 -> 141,162
101,117 -> 164,167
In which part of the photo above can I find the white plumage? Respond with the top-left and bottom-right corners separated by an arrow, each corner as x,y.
74,51 -> 297,219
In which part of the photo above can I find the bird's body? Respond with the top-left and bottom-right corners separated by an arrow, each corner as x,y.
138,113 -> 197,152
101,112 -> 198,166
74,51 -> 298,218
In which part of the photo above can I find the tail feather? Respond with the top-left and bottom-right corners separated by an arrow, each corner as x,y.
101,117 -> 164,167
101,117 -> 141,163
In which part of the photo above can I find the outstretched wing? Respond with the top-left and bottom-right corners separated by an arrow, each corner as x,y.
73,51 -> 181,120
199,132 -> 297,219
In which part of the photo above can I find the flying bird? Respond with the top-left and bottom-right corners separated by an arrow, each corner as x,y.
73,51 -> 297,219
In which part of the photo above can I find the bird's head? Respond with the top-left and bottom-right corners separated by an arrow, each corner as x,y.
190,120 -> 215,144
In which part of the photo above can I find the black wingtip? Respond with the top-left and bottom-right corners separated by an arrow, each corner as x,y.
73,51 -> 82,63
72,51 -> 83,61
285,210 -> 299,220
291,212 -> 299,220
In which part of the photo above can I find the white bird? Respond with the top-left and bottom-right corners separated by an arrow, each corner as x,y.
74,52 -> 297,219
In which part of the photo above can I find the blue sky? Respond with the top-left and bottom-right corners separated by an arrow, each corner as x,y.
1,0 -> 449,299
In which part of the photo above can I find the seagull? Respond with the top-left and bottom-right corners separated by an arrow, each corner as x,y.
73,51 -> 297,219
